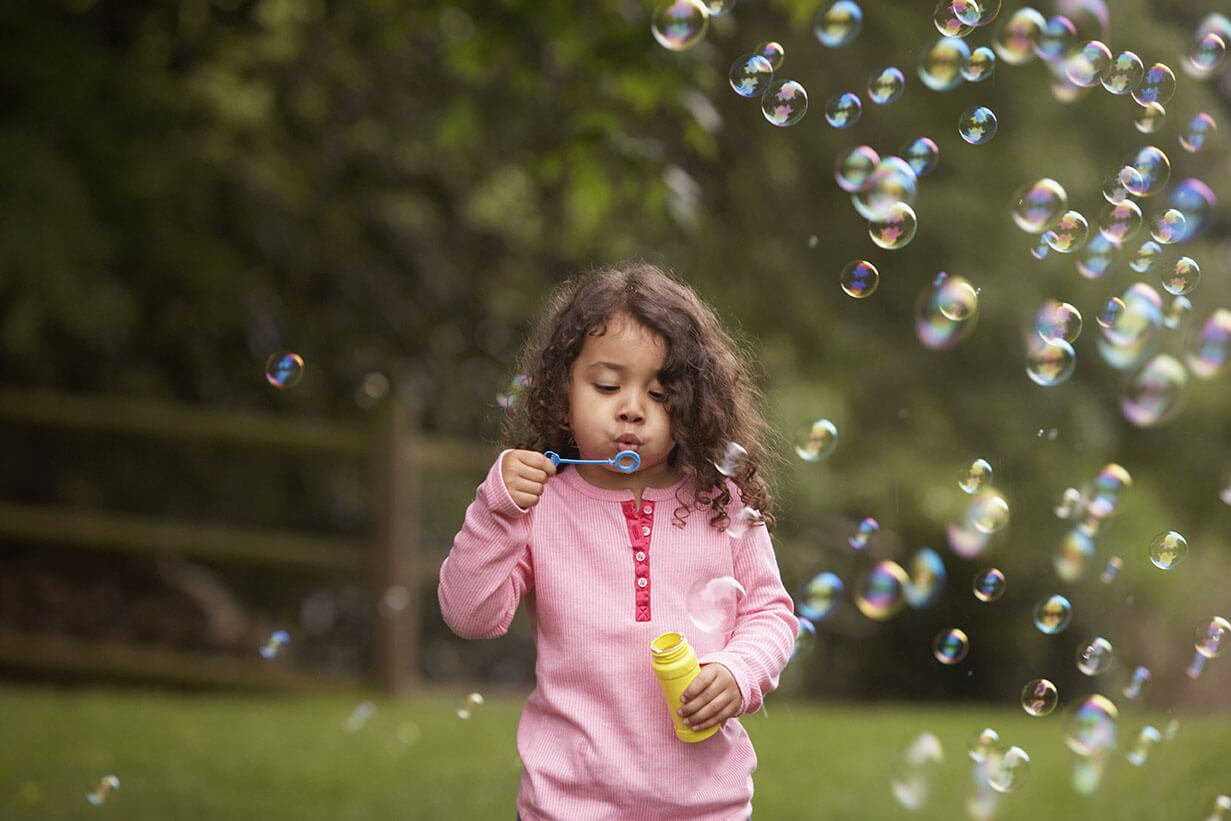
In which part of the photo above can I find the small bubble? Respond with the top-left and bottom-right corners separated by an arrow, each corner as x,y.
762,80 -> 808,126
1076,637 -> 1115,676
1187,30 -> 1227,77
1134,102 -> 1167,133
824,91 -> 862,128
1021,679 -> 1058,716
901,137 -> 940,176
1126,725 -> 1162,766
265,352 -> 304,389
867,66 -> 905,104
1103,50 -> 1144,94
958,106 -> 998,144
1162,257 -> 1200,296
86,775 -> 120,807
1026,337 -> 1076,387
1064,694 -> 1118,756
890,731 -> 944,810
1035,300 -> 1083,343
1033,594 -> 1073,634
972,568 -> 1006,602
1043,210 -> 1089,253
794,418 -> 838,462
754,41 -> 785,70
868,202 -> 917,250
1194,616 -> 1230,659
798,572 -> 844,621
959,458 -> 993,494
933,627 -> 970,664
1123,665 -> 1151,700
963,46 -> 997,81
848,516 -> 880,549
688,576 -> 746,633
855,560 -> 909,620
344,700 -> 376,732
714,441 -> 748,477
456,691 -> 485,720
792,616 -> 817,661
496,374 -> 530,409
840,260 -> 880,298
259,629 -> 290,659
834,145 -> 880,192
1133,62 -> 1177,105
1180,112 -> 1217,153
1101,556 -> 1123,584
1148,530 -> 1188,570
1066,40 -> 1112,86
815,1 -> 863,47
988,745 -> 1031,792
729,54 -> 774,98
650,0 -> 709,52
905,547 -> 947,608
1054,487 -> 1083,519
1012,178 -> 1068,233
1149,209 -> 1186,244
966,489 -> 1009,534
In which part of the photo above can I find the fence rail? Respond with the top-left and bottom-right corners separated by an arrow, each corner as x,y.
0,387 -> 491,694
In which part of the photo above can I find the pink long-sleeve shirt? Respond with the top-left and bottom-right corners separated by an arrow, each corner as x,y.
439,454 -> 797,821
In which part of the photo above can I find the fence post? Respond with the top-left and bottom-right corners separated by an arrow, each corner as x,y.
371,396 -> 421,695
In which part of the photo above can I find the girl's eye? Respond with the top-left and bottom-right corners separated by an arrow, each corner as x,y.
649,391 -> 668,402
594,384 -> 618,394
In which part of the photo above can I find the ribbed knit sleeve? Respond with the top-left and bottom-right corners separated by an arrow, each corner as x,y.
698,512 -> 797,716
438,451 -> 535,640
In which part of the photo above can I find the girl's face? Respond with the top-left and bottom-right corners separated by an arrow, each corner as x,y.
566,313 -> 678,491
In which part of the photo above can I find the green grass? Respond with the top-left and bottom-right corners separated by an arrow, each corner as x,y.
0,685 -> 1226,820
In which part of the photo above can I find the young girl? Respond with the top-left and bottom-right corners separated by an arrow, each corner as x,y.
439,262 -> 796,821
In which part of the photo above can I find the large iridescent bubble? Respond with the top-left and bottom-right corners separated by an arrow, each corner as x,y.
1121,353 -> 1187,427
1097,282 -> 1163,370
852,156 -> 918,220
1012,178 -> 1068,233
919,36 -> 972,90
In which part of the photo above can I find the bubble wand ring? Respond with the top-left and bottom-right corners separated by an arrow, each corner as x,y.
544,450 -> 641,473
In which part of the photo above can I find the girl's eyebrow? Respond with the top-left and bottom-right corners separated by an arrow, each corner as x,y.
585,361 -> 626,372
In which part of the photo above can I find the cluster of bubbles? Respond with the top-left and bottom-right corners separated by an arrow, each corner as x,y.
264,351 -> 304,389
85,775 -> 120,807
258,629 -> 290,660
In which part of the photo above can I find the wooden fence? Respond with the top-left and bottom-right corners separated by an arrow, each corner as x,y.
0,387 -> 489,694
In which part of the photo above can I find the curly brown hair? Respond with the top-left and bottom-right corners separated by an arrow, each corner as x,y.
502,261 -> 778,532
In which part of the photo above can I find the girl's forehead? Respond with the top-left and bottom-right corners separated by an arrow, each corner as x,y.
578,315 -> 667,363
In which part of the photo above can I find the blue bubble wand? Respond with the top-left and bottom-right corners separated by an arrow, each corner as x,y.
544,450 -> 641,473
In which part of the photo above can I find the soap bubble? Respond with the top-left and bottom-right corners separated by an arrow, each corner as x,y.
1033,594 -> 1073,634
852,156 -> 918,220
972,568 -> 1006,602
901,137 -> 940,176
947,520 -> 990,559
1035,15 -> 1076,62
1194,616 -> 1230,658
840,260 -> 880,298
687,576 -> 746,633
1103,50 -> 1144,93
1132,62 -> 1177,105
1035,300 -> 1083,343
919,36 -> 971,91
344,700 -> 376,732
725,505 -> 762,539
1012,178 -> 1068,233
1097,200 -> 1142,243
848,516 -> 880,549
1127,240 -> 1163,273
1186,308 -> 1231,378
1097,297 -> 1126,329
958,106 -> 998,144
265,352 -> 304,388
994,8 -> 1046,65
966,489 -> 1009,534
1101,556 -> 1123,584
933,627 -> 970,664
794,418 -> 838,462
1065,40 -> 1112,86
905,547 -> 946,608
815,1 -> 862,47
1103,165 -> 1143,203
1166,177 -> 1217,241
988,746 -> 1031,792
890,732 -> 945,810
933,0 -> 979,37
754,41 -> 785,70
714,441 -> 748,477
798,572 -> 844,621
868,202 -> 917,250
1123,145 -> 1171,196
868,66 -> 905,103
1054,487 -> 1083,518
1088,462 -> 1132,518
1026,337 -> 1076,386
963,46 -> 997,81
936,275 -> 979,320
1134,102 -> 1167,134
1162,256 -> 1200,296
259,629 -> 290,659
959,458 -> 993,493
1021,679 -> 1058,716
1043,210 -> 1089,252
1123,666 -> 1151,700
1064,694 -> 1118,756
855,560 -> 909,620
497,373 -> 530,409
1179,113 -> 1216,153
1055,528 -> 1094,582
824,91 -> 862,128
729,54 -> 774,98
1076,637 -> 1115,675
1187,30 -> 1227,77
86,775 -> 120,807
455,691 -> 484,720
1164,295 -> 1191,330
1126,726 -> 1162,766
761,80 -> 808,127
791,616 -> 817,661
651,0 -> 709,51
1148,208 -> 1186,244
968,727 -> 1000,762
835,145 -> 880,192
917,273 -> 979,349
1122,354 -> 1186,427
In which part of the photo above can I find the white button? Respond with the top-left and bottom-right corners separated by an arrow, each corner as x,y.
643,503 -> 653,513
637,577 -> 648,588
635,551 -> 646,562
641,526 -> 651,536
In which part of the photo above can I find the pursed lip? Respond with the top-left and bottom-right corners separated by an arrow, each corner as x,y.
615,434 -> 642,449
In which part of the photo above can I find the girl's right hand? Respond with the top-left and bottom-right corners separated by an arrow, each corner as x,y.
500,450 -> 557,509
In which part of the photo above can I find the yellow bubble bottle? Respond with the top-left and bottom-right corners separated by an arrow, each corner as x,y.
650,631 -> 719,742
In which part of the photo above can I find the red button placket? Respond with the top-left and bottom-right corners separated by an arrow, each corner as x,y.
622,499 -> 655,622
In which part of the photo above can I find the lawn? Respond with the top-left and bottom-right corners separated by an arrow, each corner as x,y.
0,684 -> 1226,819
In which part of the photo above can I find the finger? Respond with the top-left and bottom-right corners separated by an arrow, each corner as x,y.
679,666 -> 717,704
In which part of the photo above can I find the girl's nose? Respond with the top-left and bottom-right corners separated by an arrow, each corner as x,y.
618,398 -> 644,423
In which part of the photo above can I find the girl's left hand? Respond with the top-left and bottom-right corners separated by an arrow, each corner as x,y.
677,663 -> 740,732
